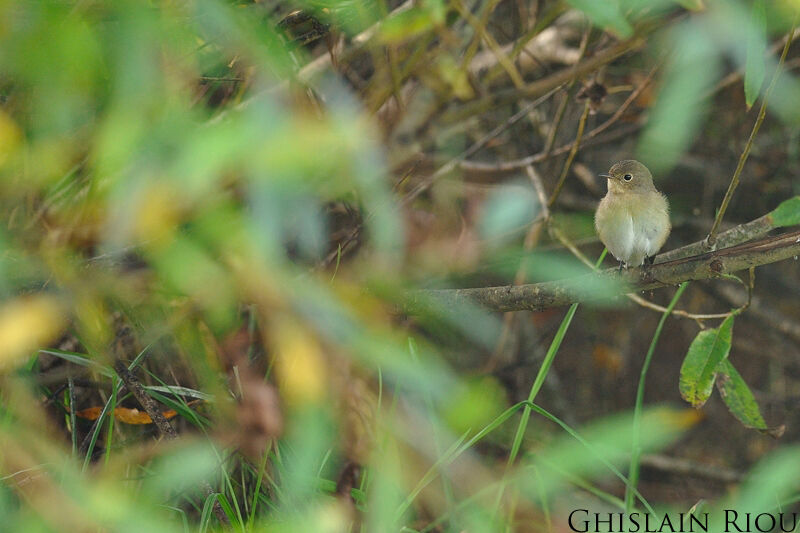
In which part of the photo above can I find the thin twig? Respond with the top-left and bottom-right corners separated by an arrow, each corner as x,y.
548,101 -> 590,207
705,24 -> 797,247
541,26 -> 591,156
454,0 -> 526,88
456,122 -> 642,177
639,454 -> 743,484
401,87 -> 562,205
482,0 -> 569,84
458,0 -> 503,75
455,65 -> 659,177
442,36 -> 646,124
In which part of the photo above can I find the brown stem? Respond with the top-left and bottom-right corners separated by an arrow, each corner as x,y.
705,24 -> 797,247
548,101 -> 590,207
112,358 -> 229,525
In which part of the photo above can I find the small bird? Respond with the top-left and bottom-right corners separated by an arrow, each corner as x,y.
595,160 -> 670,269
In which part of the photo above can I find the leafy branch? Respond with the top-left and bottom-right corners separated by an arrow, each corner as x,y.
408,206 -> 800,313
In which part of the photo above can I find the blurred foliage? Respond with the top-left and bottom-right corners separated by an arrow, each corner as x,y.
0,0 -> 799,531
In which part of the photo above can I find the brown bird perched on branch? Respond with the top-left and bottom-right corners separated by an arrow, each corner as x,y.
595,160 -> 670,269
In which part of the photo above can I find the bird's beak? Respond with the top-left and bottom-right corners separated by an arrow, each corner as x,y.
598,173 -> 612,179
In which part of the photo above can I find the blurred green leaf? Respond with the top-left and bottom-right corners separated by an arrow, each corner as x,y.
479,183 -> 539,246
679,314 -> 734,407
764,68 -> 800,124
638,22 -> 720,173
146,443 -> 219,495
715,446 -> 800,530
566,0 -> 633,38
523,407 -> 698,497
443,376 -> 507,434
744,0 -> 767,108
379,5 -> 442,43
715,359 -> 767,430
769,195 -> 800,227
673,0 -> 705,11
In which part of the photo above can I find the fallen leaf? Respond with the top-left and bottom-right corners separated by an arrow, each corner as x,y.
75,400 -> 200,424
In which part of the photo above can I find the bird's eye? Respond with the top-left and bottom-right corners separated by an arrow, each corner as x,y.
623,174 -> 632,181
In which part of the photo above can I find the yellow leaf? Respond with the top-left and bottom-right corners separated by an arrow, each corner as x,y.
113,407 -> 177,425
0,109 -> 21,167
134,182 -> 181,246
0,296 -> 65,370
272,320 -> 326,406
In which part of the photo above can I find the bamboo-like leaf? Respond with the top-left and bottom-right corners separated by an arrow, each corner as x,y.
744,0 -> 767,108
672,0 -> 705,11
679,315 -> 735,407
769,196 -> 800,227
637,22 -> 720,173
566,0 -> 633,38
715,359 -> 766,430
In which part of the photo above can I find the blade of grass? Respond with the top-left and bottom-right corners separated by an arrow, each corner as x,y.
198,491 -> 219,533
81,343 -> 153,470
104,376 -> 118,467
39,348 -> 114,378
394,431 -> 469,522
625,281 -> 689,512
247,445 -> 272,530
399,368 -> 657,523
215,493 -> 240,528
408,338 -> 455,512
397,399 -> 543,520
68,378 -> 77,456
496,249 -> 607,513
528,402 -> 655,515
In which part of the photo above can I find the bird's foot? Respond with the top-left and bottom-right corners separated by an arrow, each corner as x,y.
644,255 -> 655,266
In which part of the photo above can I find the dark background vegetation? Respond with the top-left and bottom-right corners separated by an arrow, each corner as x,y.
1,0 -> 799,531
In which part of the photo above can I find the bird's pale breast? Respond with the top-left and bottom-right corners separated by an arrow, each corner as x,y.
595,191 -> 669,266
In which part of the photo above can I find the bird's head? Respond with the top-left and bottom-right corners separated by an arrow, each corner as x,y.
599,160 -> 656,193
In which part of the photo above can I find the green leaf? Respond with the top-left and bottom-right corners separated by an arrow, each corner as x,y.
715,359 -> 766,430
479,183 -> 539,245
768,196 -> 800,227
637,22 -> 720,173
672,0 -> 705,11
565,0 -> 633,38
724,446 -> 800,520
744,0 -> 767,108
379,7 -> 439,44
679,314 -> 735,407
523,407 -> 698,498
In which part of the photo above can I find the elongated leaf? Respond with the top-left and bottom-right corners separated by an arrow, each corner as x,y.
637,22 -> 720,173
744,0 -> 767,108
769,196 -> 800,227
679,314 -> 735,407
673,0 -> 704,11
566,0 -> 633,38
715,359 -> 766,430
523,407 -> 698,498
726,446 -> 800,516
39,348 -> 114,377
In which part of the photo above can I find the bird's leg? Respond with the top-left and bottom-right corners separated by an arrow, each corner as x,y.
644,255 -> 655,266
618,260 -> 625,273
